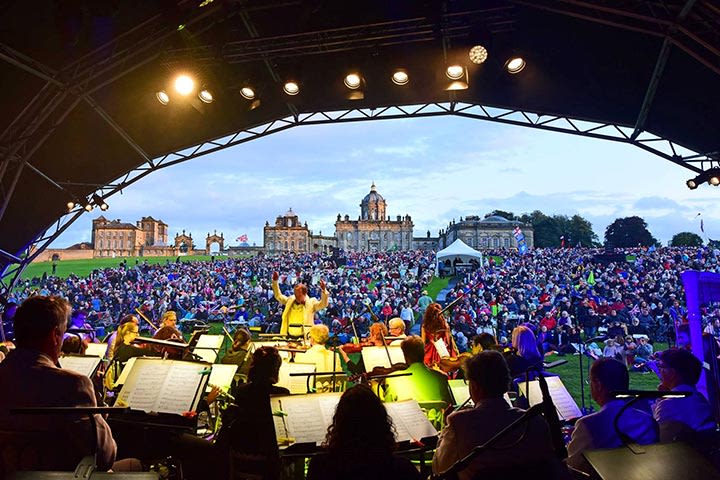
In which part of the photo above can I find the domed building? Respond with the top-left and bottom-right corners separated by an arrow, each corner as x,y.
335,183 -> 414,251
438,215 -> 534,250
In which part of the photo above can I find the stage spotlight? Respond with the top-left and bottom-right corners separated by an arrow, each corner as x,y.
446,65 -> 464,80
344,73 -> 362,89
84,203 -> 94,212
92,194 -> 109,211
156,90 -> 170,105
198,89 -> 213,103
709,170 -> 720,186
283,81 -> 300,96
505,56 -> 526,74
240,86 -> 256,100
687,178 -> 699,190
391,70 -> 409,85
174,75 -> 195,96
67,201 -> 75,211
469,45 -> 488,64
249,99 -> 261,110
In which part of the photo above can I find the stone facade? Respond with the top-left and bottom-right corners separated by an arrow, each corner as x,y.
335,183 -> 414,252
264,208 -> 312,254
92,216 -> 174,257
438,215 -> 534,250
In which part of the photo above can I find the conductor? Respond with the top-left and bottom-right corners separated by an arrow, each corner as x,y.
272,272 -> 329,338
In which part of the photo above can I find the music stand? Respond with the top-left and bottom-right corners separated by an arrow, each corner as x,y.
584,442 -> 720,480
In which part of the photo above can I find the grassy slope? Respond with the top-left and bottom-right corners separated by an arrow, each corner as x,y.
22,255 -> 219,280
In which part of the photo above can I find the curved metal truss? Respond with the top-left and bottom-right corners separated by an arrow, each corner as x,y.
1,99 -> 716,296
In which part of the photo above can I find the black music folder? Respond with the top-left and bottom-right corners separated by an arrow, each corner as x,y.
584,442 -> 720,480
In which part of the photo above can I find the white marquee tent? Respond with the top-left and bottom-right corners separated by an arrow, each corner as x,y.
435,239 -> 484,274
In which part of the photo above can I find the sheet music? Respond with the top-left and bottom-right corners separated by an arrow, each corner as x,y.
115,357 -> 138,385
270,393 -> 341,445
207,364 -> 238,392
255,341 -> 290,359
518,377 -> 582,421
433,338 -> 450,359
84,343 -> 108,357
385,400 -> 438,443
116,358 -> 209,415
448,379 -> 471,406
193,334 -> 224,363
277,361 -> 316,394
59,355 -> 102,378
361,346 -> 406,370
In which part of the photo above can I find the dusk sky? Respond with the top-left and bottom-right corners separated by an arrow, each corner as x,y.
50,115 -> 716,249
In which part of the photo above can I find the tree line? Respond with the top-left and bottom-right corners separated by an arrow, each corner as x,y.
483,210 -> 704,248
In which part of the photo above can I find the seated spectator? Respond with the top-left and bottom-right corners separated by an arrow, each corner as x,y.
567,358 -> 658,472
653,348 -> 716,442
307,384 -> 419,480
632,337 -> 654,370
602,338 -> 623,361
384,336 -> 453,406
433,351 -> 555,479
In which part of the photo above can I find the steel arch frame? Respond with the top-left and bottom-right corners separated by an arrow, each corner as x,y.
1,100 -> 716,297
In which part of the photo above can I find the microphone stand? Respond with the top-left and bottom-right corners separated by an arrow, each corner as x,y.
432,403 -> 545,480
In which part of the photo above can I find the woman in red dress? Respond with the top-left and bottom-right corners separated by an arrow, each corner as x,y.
421,303 -> 457,367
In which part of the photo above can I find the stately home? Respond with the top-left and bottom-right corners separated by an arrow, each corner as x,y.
263,208 -> 335,254
92,216 -> 172,257
335,183 -> 415,252
437,215 -> 534,250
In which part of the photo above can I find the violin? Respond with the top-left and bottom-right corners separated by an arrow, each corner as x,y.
434,352 -> 473,375
349,362 -> 409,384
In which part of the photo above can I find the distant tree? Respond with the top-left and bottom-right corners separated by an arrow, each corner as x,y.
485,210 -> 517,221
670,232 -> 703,247
567,214 -> 600,247
604,216 -> 658,248
517,211 -> 598,248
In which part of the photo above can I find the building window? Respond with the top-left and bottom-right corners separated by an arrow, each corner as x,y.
504,238 -> 510,248
493,238 -> 499,247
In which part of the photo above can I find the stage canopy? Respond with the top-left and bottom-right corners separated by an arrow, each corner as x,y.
435,239 -> 483,274
1,1 -> 719,290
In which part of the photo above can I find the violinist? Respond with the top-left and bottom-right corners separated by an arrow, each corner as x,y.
336,322 -> 390,375
106,314 -> 139,360
153,311 -> 182,341
421,303 -> 457,367
220,327 -> 253,384
388,318 -> 407,345
383,336 -> 453,406
295,325 -> 343,373
112,322 -> 162,363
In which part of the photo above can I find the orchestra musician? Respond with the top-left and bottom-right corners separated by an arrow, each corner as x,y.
336,321 -> 390,375
112,322 -> 161,363
106,314 -> 139,360
307,384 -> 420,480
295,324 -> 343,373
388,317 -> 407,345
383,336 -> 453,407
272,271 -> 329,338
153,311 -> 183,341
421,303 -> 458,367
220,327 -> 253,384
0,296 -> 118,472
432,351 -> 556,479
505,326 -> 543,378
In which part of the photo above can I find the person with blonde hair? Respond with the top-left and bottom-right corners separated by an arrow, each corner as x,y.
506,326 -> 543,377
153,310 -> 182,341
296,324 -> 342,373
388,317 -> 407,345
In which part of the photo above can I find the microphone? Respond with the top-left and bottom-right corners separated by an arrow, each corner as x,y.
611,390 -> 692,400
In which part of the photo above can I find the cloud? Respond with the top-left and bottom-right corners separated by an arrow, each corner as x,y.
45,116 -> 720,249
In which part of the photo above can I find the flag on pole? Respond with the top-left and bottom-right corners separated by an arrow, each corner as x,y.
587,270 -> 596,285
701,219 -> 705,233
237,234 -> 248,242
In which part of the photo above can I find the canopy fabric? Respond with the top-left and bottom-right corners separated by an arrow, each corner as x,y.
435,239 -> 483,273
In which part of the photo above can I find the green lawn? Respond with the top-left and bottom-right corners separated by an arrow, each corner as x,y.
544,344 -> 666,411
22,255 -> 226,280
425,277 -> 450,300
